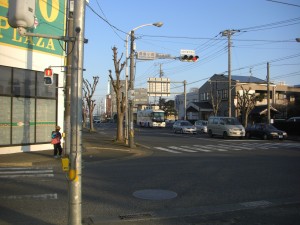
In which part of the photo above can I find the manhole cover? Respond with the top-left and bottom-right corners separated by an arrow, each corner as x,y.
133,189 -> 177,200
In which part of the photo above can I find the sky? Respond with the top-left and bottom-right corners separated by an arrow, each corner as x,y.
83,0 -> 300,106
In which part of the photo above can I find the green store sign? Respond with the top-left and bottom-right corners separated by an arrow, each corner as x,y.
0,0 -> 66,56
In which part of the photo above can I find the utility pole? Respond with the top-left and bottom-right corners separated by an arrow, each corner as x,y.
222,29 -> 239,117
64,0 -> 74,156
68,0 -> 86,224
184,80 -> 187,120
128,30 -> 135,148
267,62 -> 271,124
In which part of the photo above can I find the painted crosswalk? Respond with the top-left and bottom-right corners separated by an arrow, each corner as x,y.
0,167 -> 54,178
153,142 -> 300,154
0,167 -> 57,200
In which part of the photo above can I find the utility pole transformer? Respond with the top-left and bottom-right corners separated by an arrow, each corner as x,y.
69,0 -> 86,224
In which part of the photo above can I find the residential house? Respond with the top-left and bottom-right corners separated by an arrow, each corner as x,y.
184,74 -> 300,122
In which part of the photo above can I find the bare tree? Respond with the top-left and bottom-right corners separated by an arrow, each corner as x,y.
82,98 -> 88,128
109,47 -> 126,142
236,86 -> 256,127
83,76 -> 99,132
209,82 -> 222,116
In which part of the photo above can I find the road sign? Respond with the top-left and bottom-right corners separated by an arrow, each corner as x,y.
180,49 -> 195,56
156,53 -> 172,59
147,78 -> 170,97
137,51 -> 156,60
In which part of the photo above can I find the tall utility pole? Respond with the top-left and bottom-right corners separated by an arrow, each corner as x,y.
222,29 -> 239,117
69,0 -> 86,224
183,80 -> 187,120
128,30 -> 135,148
267,62 -> 271,124
64,0 -> 74,156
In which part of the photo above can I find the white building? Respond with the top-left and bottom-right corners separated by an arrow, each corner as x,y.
0,1 -> 67,154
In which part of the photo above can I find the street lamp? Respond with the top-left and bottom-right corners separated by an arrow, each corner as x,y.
125,22 -> 163,148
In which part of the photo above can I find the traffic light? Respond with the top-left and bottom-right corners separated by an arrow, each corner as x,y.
44,68 -> 53,85
180,55 -> 199,62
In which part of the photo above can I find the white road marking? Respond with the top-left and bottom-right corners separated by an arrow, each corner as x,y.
153,147 -> 181,154
1,193 -> 58,200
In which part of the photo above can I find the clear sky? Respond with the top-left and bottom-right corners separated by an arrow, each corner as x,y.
83,0 -> 300,105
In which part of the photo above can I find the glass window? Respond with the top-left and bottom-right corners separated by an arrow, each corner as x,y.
12,97 -> 35,144
0,96 -> 11,145
0,66 -> 57,147
0,66 -> 12,95
13,68 -> 36,97
36,99 -> 56,142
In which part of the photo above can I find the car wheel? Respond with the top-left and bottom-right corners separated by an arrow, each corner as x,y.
208,130 -> 213,138
246,132 -> 251,139
223,131 -> 228,139
262,134 -> 268,140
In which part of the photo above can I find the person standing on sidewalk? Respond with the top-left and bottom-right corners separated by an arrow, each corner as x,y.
51,125 -> 63,158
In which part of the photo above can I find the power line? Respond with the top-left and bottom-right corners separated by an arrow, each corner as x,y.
266,0 -> 300,8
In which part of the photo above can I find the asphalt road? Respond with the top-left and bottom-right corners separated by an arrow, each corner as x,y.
0,124 -> 300,225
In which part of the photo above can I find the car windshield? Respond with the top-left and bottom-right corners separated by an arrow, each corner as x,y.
221,118 -> 241,125
181,121 -> 192,126
265,124 -> 276,129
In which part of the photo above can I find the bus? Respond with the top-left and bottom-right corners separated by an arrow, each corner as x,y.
137,108 -> 166,128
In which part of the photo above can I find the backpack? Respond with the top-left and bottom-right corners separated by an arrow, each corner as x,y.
51,131 -> 60,144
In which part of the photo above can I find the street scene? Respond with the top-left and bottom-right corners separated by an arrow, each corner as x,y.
1,124 -> 300,225
1,1 -> 300,225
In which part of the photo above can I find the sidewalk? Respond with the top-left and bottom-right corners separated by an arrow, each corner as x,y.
0,129 -> 141,168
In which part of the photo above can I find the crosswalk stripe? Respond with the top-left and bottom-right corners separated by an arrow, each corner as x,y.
1,193 -> 58,200
181,146 -> 212,152
168,146 -> 197,153
0,167 -> 54,178
205,145 -> 228,152
154,147 -> 181,154
191,145 -> 212,152
153,142 -> 300,154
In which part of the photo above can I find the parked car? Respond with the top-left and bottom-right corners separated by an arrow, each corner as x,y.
207,116 -> 245,138
173,120 -> 197,134
286,117 -> 300,122
194,120 -> 208,133
245,123 -> 287,140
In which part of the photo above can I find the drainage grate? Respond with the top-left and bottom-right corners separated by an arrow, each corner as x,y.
119,213 -> 152,220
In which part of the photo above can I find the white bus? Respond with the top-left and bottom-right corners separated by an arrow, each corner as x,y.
137,108 -> 166,128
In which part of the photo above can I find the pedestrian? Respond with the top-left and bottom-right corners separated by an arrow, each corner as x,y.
51,125 -> 63,158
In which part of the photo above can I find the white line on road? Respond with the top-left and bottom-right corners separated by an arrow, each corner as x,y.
153,147 -> 181,154
0,193 -> 58,200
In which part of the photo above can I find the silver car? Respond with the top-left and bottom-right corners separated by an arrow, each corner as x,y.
173,120 -> 197,134
194,120 -> 208,133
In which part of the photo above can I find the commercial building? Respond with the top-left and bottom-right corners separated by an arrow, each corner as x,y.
0,1 -> 67,154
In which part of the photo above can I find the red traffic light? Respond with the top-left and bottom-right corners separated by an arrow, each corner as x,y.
192,56 -> 199,62
44,68 -> 53,76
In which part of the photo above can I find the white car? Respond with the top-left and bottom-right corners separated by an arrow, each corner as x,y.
207,116 -> 245,138
173,120 -> 197,134
194,120 -> 208,133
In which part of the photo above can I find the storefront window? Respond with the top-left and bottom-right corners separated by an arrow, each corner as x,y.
0,65 -> 57,147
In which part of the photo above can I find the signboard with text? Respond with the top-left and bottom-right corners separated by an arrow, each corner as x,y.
147,77 -> 170,97
0,0 -> 67,56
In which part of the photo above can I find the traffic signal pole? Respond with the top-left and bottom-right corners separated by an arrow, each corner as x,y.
68,1 -> 86,224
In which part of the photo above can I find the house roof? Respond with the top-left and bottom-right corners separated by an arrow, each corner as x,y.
250,105 -> 280,115
186,102 -> 213,112
223,75 -> 267,83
